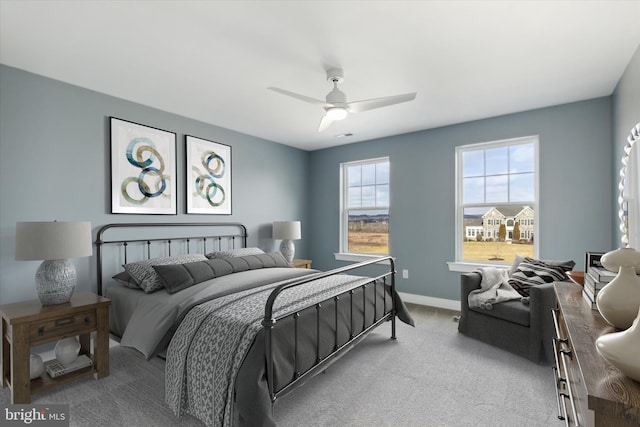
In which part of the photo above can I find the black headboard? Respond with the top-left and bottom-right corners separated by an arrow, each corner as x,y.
95,222 -> 248,296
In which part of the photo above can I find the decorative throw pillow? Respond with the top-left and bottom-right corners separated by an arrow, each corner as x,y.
205,247 -> 265,259
541,258 -> 576,271
223,252 -> 289,271
152,260 -> 225,294
509,255 -> 575,277
508,257 -> 574,297
509,255 -> 525,276
123,253 -> 208,293
154,252 -> 291,294
112,271 -> 142,290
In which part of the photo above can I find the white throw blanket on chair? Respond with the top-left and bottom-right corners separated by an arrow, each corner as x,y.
468,267 -> 522,310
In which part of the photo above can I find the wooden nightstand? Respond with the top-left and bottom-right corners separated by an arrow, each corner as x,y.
291,259 -> 312,269
0,292 -> 111,403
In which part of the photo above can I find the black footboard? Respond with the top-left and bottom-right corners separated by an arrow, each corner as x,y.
262,256 -> 396,403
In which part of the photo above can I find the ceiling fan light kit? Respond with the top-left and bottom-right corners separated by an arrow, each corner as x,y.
326,107 -> 348,120
268,68 -> 417,132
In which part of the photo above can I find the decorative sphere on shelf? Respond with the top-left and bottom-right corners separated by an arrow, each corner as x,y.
30,354 -> 44,379
55,337 -> 80,364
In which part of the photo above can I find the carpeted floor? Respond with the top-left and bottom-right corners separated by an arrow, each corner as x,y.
0,304 -> 558,426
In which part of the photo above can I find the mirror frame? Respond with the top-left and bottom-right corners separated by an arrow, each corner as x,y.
618,122 -> 640,247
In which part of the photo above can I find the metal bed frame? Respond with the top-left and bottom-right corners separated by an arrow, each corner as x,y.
95,222 -> 397,408
262,256 -> 397,402
95,222 -> 247,296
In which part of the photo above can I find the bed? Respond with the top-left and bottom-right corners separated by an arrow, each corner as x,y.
96,222 -> 414,427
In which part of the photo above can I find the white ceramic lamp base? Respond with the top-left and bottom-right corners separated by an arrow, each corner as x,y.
35,259 -> 76,305
280,239 -> 295,263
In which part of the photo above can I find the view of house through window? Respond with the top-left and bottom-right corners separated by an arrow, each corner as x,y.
458,137 -> 537,264
341,158 -> 389,254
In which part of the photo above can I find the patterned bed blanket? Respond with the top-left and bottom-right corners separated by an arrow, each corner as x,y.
165,273 -> 381,427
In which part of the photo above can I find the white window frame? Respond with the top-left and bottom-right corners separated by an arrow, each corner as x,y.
335,157 -> 390,263
448,136 -> 539,272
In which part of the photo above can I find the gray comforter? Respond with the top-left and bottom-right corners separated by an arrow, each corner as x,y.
162,269 -> 413,427
118,268 -> 318,359
115,267 -> 412,427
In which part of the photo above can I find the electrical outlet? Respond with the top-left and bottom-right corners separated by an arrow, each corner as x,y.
402,269 -> 409,279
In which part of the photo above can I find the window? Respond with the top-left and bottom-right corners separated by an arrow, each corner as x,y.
456,136 -> 538,265
340,157 -> 389,255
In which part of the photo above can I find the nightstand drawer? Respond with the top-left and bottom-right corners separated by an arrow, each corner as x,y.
29,310 -> 96,342
291,259 -> 312,269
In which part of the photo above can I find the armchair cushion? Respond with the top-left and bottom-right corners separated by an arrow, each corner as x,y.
470,299 -> 530,326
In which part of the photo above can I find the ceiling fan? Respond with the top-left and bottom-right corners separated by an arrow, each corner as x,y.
268,68 -> 417,132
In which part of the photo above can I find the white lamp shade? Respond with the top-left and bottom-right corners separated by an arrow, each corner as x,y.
15,221 -> 93,260
272,221 -> 301,240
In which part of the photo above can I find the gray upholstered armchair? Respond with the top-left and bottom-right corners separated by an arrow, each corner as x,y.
458,272 -> 557,364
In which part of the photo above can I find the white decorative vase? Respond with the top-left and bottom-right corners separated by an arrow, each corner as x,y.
30,354 -> 44,379
596,247 -> 640,330
55,337 -> 80,364
596,306 -> 640,382
600,247 -> 640,272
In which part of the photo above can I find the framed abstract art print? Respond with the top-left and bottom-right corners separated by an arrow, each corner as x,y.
186,135 -> 232,215
110,117 -> 177,214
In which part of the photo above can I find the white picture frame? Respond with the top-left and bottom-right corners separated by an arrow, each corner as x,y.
186,135 -> 232,215
110,117 -> 177,214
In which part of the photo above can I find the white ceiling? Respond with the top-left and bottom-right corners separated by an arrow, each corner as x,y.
1,1 -> 639,151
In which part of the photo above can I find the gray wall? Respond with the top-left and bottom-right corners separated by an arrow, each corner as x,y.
612,44 -> 640,246
0,65 -> 310,304
308,98 -> 613,301
3,43 -> 638,306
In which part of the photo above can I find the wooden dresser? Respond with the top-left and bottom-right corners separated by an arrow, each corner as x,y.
553,282 -> 640,426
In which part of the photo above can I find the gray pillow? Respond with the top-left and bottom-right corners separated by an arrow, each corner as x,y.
112,271 -> 142,290
205,247 -> 265,259
154,252 -> 290,294
123,253 -> 208,293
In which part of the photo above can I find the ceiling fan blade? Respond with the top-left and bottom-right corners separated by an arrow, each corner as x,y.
318,115 -> 333,132
347,92 -> 417,113
268,87 -> 330,106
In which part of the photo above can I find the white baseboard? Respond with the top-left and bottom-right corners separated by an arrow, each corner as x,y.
398,292 -> 461,312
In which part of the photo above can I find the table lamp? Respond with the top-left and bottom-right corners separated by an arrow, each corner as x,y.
273,221 -> 301,263
15,221 -> 93,305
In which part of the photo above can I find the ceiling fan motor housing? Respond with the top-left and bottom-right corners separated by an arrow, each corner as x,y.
326,68 -> 344,83
325,68 -> 347,106
326,87 -> 347,105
